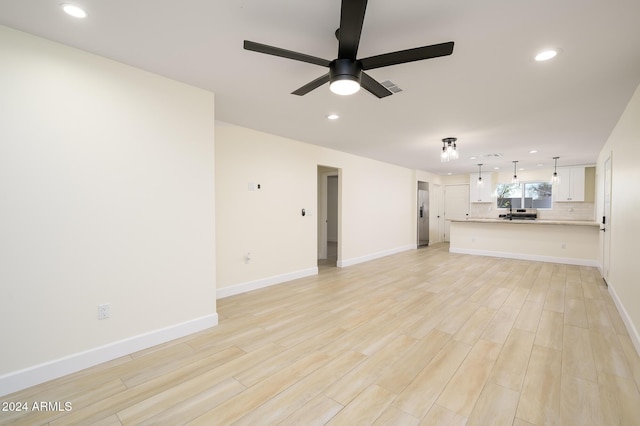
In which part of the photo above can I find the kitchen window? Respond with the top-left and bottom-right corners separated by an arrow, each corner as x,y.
496,181 -> 552,209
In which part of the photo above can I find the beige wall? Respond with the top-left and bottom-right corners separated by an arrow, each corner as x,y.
597,83 -> 640,350
215,124 -> 419,294
0,27 -> 216,393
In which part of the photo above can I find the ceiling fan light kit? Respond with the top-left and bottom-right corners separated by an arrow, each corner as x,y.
330,79 -> 361,95
244,0 -> 454,98
329,59 -> 362,95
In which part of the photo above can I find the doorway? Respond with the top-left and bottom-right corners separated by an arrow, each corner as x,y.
318,166 -> 340,268
417,181 -> 429,247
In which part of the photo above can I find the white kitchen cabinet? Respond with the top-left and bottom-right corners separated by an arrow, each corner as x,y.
469,173 -> 493,203
555,166 -> 585,202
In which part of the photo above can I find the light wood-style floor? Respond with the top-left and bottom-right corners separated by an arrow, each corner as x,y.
4,243 -> 640,425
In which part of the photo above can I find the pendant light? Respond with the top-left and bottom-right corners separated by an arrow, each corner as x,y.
441,137 -> 458,162
477,163 -> 484,186
512,160 -> 519,184
551,157 -> 560,184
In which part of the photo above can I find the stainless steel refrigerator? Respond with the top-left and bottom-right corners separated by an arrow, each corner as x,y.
418,183 -> 429,246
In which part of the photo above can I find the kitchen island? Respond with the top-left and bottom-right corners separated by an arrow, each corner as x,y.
449,218 -> 600,266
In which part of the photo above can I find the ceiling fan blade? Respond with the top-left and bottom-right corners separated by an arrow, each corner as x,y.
360,41 -> 454,70
360,72 -> 393,98
291,73 -> 331,96
337,0 -> 368,59
244,40 -> 331,67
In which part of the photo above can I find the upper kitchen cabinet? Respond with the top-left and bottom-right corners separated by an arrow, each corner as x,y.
554,166 -> 595,202
469,173 -> 493,203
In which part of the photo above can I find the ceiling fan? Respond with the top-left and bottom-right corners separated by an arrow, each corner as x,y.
244,0 -> 454,98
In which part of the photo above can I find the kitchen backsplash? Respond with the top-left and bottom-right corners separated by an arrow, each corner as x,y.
540,202 -> 596,221
469,202 -> 595,221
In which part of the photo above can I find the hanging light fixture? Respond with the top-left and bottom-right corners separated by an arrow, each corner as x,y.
512,160 -> 519,184
551,157 -> 560,184
477,163 -> 484,186
441,137 -> 458,162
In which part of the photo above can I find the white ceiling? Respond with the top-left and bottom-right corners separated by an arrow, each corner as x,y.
2,0 -> 639,175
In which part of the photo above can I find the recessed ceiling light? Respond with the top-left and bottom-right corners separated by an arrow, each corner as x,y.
535,49 -> 558,61
327,114 -> 339,120
469,156 -> 477,160
537,163 -> 544,167
494,167 -> 500,170
529,150 -> 538,154
447,172 -> 452,175
61,4 -> 87,18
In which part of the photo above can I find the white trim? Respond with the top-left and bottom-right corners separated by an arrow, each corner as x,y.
607,282 -> 640,356
338,245 -> 415,268
217,267 -> 318,299
0,313 -> 219,397
449,247 -> 599,267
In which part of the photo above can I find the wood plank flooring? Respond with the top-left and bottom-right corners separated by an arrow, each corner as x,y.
3,243 -> 640,425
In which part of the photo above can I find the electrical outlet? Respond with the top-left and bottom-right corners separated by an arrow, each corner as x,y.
98,303 -> 110,320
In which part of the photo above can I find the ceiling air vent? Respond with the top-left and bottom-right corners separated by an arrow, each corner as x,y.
482,153 -> 503,158
381,80 -> 403,93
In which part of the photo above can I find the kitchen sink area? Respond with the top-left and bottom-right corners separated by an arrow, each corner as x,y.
498,208 -> 538,221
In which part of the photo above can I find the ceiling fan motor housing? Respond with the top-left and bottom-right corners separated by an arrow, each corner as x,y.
330,58 -> 362,84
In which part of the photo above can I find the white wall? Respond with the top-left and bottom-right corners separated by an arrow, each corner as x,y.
0,27 -> 217,395
338,156 -> 415,265
215,124 -> 416,295
597,83 -> 640,351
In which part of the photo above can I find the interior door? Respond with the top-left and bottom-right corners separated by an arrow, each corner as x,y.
444,184 -> 470,242
602,156 -> 612,283
431,183 -> 444,243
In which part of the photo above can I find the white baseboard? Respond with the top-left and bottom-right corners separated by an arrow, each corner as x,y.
607,282 -> 640,356
0,313 -> 219,397
449,247 -> 599,267
338,245 -> 415,268
217,267 -> 318,299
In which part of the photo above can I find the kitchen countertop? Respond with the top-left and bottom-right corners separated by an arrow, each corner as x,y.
451,218 -> 600,226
